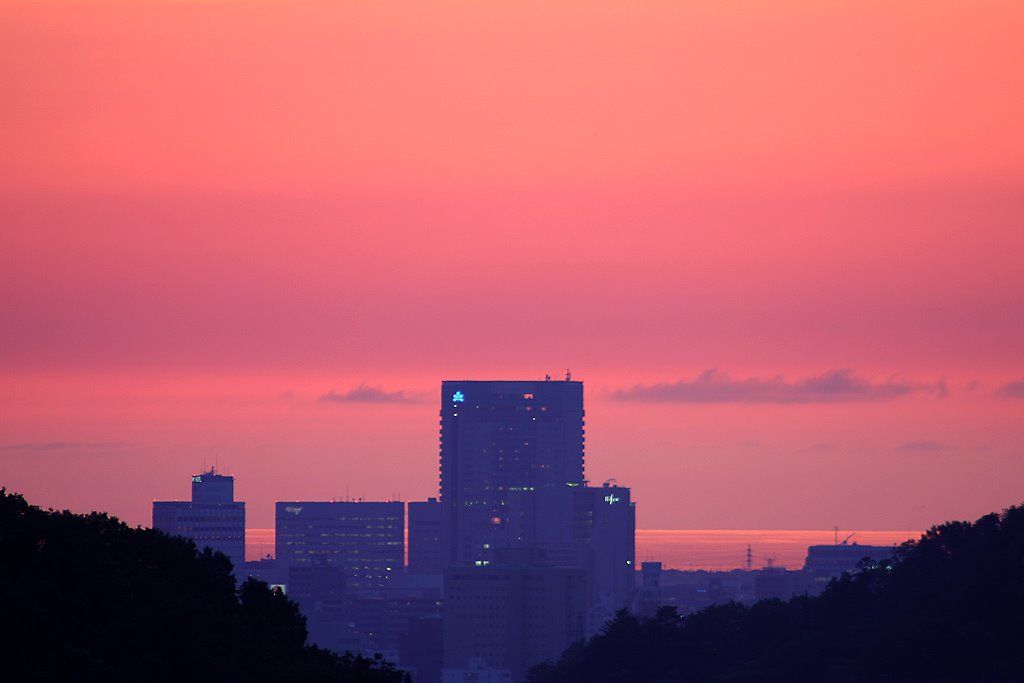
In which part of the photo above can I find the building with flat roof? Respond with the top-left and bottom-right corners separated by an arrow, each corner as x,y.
409,498 -> 443,574
443,548 -> 586,683
539,482 -> 635,632
152,468 -> 245,569
439,377 -> 585,568
803,543 -> 897,591
275,500 -> 404,595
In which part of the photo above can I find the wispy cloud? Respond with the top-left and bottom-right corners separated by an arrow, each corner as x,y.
897,439 -> 945,452
318,383 -> 417,404
611,369 -> 945,404
0,441 -> 132,453
995,379 -> 1024,399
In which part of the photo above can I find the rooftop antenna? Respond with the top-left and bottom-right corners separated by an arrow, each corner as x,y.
565,368 -> 572,381
545,374 -> 551,381
834,526 -> 839,545
746,544 -> 753,571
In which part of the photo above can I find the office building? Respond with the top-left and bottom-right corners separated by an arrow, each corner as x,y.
275,501 -> 404,594
505,481 -> 635,632
409,498 -> 443,574
152,467 -> 246,570
441,658 -> 511,683
443,548 -> 587,683
439,378 -> 585,567
400,617 -> 443,683
539,482 -> 635,631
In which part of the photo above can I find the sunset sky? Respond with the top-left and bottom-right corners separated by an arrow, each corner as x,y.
2,1 -> 1022,532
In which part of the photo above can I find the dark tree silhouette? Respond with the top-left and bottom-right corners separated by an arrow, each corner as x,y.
528,503 -> 1024,683
0,489 -> 408,683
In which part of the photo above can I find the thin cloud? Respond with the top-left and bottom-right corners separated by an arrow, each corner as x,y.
319,383 -> 417,404
897,440 -> 945,452
611,369 -> 944,404
0,441 -> 132,453
995,379 -> 1024,399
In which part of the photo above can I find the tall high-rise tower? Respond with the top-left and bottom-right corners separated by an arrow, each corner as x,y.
439,378 -> 585,567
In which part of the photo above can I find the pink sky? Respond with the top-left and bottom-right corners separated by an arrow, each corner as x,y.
2,1 -> 1023,532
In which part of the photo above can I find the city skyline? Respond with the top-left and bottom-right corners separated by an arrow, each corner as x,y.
3,370 -> 1021,533
3,1 -> 1024,535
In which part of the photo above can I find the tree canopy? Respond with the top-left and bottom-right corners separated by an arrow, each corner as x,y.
0,489 -> 407,683
528,503 -> 1024,683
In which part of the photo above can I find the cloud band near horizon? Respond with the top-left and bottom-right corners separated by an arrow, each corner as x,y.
995,379 -> 1024,399
318,383 -> 417,404
611,370 -> 946,404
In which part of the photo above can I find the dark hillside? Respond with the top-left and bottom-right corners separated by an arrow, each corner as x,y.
0,489 -> 406,683
528,504 -> 1024,683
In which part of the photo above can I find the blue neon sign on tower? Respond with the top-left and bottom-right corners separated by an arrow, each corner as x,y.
452,391 -> 465,403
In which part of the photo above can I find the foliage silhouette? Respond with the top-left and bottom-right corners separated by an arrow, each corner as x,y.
527,503 -> 1024,683
0,489 -> 408,683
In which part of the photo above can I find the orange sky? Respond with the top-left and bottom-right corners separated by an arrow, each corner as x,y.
1,1 -> 1023,531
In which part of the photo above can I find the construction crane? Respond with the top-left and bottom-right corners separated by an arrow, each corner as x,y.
833,527 -> 857,545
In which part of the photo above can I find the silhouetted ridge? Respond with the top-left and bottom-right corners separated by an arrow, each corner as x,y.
527,504 -> 1024,683
0,489 -> 407,682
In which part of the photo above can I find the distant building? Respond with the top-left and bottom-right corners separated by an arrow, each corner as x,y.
287,562 -> 348,649
400,616 -> 443,683
634,542 -> 902,616
630,561 -> 664,616
409,498 -> 443,574
653,568 -> 756,615
508,481 -> 635,633
580,483 -> 635,617
754,566 -> 806,601
346,589 -> 443,661
275,501 -> 404,595
441,658 -> 511,683
443,548 -> 587,683
803,543 -> 897,591
190,470 -> 234,503
152,468 -> 245,569
241,557 -> 285,590
439,378 -> 585,568
288,563 -> 347,610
